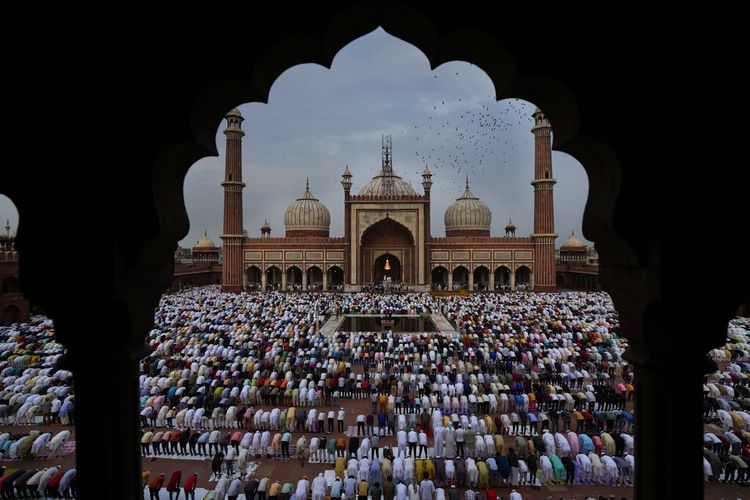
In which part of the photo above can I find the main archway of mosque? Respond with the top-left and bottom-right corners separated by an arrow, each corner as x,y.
359,217 -> 415,284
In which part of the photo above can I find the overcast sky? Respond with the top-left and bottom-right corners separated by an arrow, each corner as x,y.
0,28 -> 590,249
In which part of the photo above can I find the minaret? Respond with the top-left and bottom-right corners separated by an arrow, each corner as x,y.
505,218 -> 516,237
260,219 -> 271,238
422,166 -> 433,195
531,108 -> 557,291
341,165 -> 353,288
422,165 -> 433,287
221,108 -> 245,293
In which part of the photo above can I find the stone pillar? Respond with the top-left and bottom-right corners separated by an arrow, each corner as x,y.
261,272 -> 267,290
323,271 -> 328,291
71,343 -> 147,498
302,272 -> 308,290
628,356 -> 704,498
468,272 -> 474,291
606,267 -> 726,500
510,271 -> 516,290
282,272 -> 287,291
530,272 -> 534,291
489,272 -> 495,291
54,291 -> 153,498
448,272 -> 453,290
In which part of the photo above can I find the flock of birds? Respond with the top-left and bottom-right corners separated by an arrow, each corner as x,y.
223,66 -> 543,242
399,70 -> 534,195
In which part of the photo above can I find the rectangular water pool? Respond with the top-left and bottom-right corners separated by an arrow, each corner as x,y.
338,315 -> 437,332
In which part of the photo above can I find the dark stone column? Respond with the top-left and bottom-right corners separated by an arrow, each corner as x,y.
606,263 -> 730,499
70,344 -> 148,498
627,351 -> 706,498
53,290 -> 154,499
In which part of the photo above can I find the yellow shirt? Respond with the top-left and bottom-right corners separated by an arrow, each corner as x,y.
269,482 -> 282,497
358,481 -> 369,496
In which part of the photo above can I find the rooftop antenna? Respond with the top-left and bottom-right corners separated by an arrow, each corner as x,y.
382,134 -> 392,172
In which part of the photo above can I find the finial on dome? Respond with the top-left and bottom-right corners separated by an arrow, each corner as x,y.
465,175 -> 469,190
306,177 -> 310,191
382,134 -> 393,172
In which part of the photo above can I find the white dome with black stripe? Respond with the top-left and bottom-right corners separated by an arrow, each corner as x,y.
444,177 -> 492,232
284,179 -> 331,231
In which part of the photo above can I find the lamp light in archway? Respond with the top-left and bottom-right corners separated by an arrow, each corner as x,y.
384,256 -> 391,271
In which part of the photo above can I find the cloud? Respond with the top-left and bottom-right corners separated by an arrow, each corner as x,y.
182,28 -> 591,249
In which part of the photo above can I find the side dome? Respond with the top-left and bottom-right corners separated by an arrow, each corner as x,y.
444,177 -> 492,237
561,230 -> 585,249
192,231 -> 219,264
284,179 -> 331,237
194,231 -> 217,249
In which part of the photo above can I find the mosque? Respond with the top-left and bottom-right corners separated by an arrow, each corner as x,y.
210,107 -> 559,293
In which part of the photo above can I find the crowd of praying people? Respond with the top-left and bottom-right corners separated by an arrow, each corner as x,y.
130,287 -> 639,496
5,285 -> 717,498
703,316 -> 750,486
0,465 -> 77,498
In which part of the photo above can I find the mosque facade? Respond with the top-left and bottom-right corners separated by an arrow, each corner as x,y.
218,108 -> 558,293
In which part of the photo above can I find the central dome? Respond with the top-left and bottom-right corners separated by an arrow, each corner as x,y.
358,134 -> 416,196
284,179 -> 331,237
358,170 -> 417,196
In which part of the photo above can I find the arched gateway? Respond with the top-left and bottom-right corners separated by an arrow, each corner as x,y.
360,217 -> 414,285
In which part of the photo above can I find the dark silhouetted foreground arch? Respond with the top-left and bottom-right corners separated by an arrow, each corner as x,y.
3,4 -> 748,499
